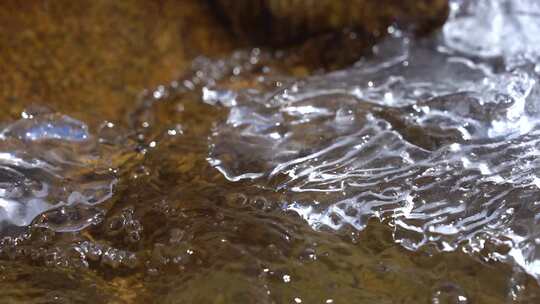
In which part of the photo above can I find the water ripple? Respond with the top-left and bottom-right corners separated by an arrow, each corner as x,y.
208,0 -> 540,282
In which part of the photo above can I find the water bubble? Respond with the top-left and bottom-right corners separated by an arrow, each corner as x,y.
282,274 -> 291,283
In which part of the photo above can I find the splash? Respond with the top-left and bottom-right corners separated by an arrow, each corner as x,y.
0,110 -> 120,233
207,0 -> 540,281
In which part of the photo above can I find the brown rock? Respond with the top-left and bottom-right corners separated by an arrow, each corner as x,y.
0,0 -> 234,125
210,0 -> 449,46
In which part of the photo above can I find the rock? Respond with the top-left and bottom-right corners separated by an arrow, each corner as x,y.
210,0 -> 449,46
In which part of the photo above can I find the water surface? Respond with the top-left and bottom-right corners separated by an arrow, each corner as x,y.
2,0 -> 540,303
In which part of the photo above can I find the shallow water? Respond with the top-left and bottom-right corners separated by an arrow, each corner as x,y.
3,0 -> 540,303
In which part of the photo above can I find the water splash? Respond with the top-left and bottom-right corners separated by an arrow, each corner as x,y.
207,0 -> 540,282
444,0 -> 540,67
0,110 -> 119,233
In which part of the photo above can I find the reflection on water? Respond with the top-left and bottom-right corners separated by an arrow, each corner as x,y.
2,0 -> 540,302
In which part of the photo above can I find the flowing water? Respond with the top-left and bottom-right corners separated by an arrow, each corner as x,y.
2,0 -> 540,303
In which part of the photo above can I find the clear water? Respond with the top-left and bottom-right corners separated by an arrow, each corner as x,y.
0,109 -> 121,232
207,0 -> 540,283
3,0 -> 540,302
